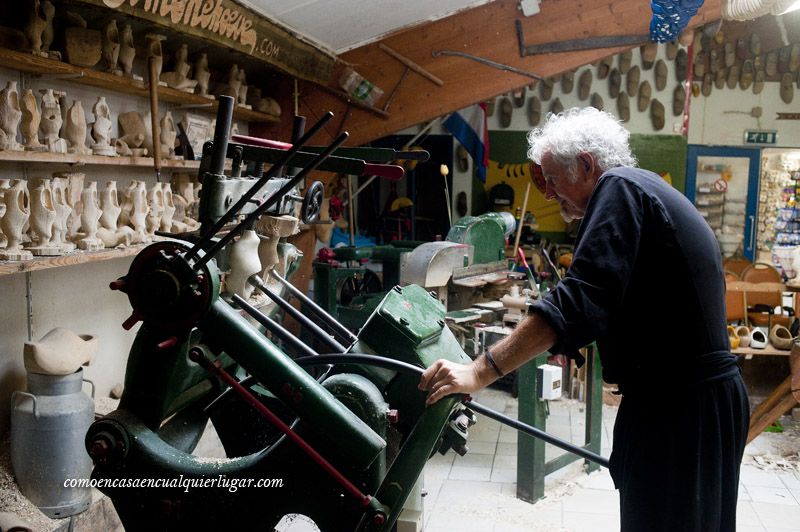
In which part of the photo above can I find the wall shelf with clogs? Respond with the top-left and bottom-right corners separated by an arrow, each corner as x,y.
0,149 -> 204,169
0,48 -> 280,125
0,244 -> 146,277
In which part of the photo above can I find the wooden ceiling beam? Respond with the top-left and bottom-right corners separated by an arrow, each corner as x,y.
253,0 -> 721,146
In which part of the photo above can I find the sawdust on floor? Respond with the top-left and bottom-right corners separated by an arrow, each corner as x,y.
0,437 -> 60,532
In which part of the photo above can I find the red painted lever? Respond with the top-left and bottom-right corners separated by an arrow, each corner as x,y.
232,134 -> 403,180
231,134 -> 291,150
364,163 -> 403,181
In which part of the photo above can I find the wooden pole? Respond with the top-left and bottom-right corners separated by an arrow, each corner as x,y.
512,181 -> 532,259
148,56 -> 162,181
378,43 -> 444,86
440,164 -> 452,226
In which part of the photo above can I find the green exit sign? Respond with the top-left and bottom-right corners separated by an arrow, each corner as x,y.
744,130 -> 778,145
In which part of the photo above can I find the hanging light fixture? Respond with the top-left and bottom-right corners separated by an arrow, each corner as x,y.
722,0 -> 800,19
775,0 -> 800,14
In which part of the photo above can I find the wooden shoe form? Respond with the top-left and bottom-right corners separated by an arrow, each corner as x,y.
78,181 -> 103,251
770,324 -> 794,350
590,93 -> 604,111
256,215 -> 299,279
50,177 -> 74,252
102,19 -> 120,75
728,326 -> 740,350
118,24 -> 136,78
23,327 -> 98,375
0,81 -> 22,151
735,325 -> 752,348
64,100 -> 89,155
0,181 -> 33,260
38,88 -> 66,154
91,96 -> 116,156
27,180 -> 59,256
626,66 -> 640,97
20,88 -> 45,152
751,328 -> 768,349
224,229 -> 262,300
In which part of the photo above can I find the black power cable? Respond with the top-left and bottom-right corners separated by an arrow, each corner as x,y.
291,353 -> 610,468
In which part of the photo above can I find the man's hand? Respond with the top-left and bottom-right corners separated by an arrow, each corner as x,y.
418,359 -> 488,406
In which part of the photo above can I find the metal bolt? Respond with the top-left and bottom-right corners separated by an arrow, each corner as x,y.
453,442 -> 469,456
393,286 -> 403,293
437,319 -> 445,328
89,439 -> 110,459
121,312 -> 141,331
399,317 -> 409,326
157,336 -> 178,351
429,290 -> 438,298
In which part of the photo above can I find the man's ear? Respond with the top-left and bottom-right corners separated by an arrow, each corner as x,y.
578,152 -> 593,176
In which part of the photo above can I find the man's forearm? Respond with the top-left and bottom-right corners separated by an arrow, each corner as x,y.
481,312 -> 557,376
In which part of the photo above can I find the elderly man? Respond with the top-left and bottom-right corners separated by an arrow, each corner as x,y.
420,107 -> 749,531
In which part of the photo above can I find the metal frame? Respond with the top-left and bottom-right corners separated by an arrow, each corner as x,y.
516,345 -> 603,502
684,145 -> 761,261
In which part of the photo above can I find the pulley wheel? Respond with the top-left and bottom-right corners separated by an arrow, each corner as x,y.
301,181 -> 324,224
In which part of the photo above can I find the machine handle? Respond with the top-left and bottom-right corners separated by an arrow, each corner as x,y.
83,378 -> 96,399
231,134 -> 292,150
363,163 -> 403,180
11,391 -> 38,419
232,135 -> 404,179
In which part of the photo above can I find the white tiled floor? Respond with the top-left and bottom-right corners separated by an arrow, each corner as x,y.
422,387 -> 800,532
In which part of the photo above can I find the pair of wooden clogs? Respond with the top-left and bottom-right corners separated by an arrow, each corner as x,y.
728,324 -> 795,350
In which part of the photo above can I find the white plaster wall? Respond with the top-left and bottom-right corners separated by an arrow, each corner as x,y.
688,80 -> 800,146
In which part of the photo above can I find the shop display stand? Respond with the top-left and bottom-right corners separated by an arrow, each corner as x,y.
761,154 -> 800,277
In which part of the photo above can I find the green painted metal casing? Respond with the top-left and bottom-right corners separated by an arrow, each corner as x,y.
92,246 -> 476,530
201,299 -> 386,470
348,283 -> 472,530
445,213 -> 508,264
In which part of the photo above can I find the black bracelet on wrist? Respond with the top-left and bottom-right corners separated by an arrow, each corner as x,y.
484,350 -> 504,378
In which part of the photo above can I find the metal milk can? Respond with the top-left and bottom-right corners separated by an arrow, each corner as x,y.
11,368 -> 95,518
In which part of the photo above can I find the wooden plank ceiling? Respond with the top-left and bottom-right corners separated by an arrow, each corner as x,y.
253,0 -> 722,147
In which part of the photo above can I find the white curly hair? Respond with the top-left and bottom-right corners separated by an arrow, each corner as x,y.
527,107 -> 637,183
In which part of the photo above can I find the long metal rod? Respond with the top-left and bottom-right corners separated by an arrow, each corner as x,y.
208,95 -> 235,176
232,294 -> 319,359
249,276 -> 346,353
432,49 -> 543,81
183,107 -> 334,263
292,354 -> 610,469
192,131 -> 349,270
269,270 -> 358,345
465,401 -> 609,468
188,347 -> 372,506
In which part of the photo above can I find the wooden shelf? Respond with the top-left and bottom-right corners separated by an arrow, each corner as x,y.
0,150 -> 203,169
733,346 -> 792,357
0,48 -> 280,124
0,245 -> 145,277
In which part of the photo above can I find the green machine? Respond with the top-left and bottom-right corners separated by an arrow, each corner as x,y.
313,241 -> 420,331
313,211 -> 516,330
87,99 -> 476,530
88,98 -> 608,531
